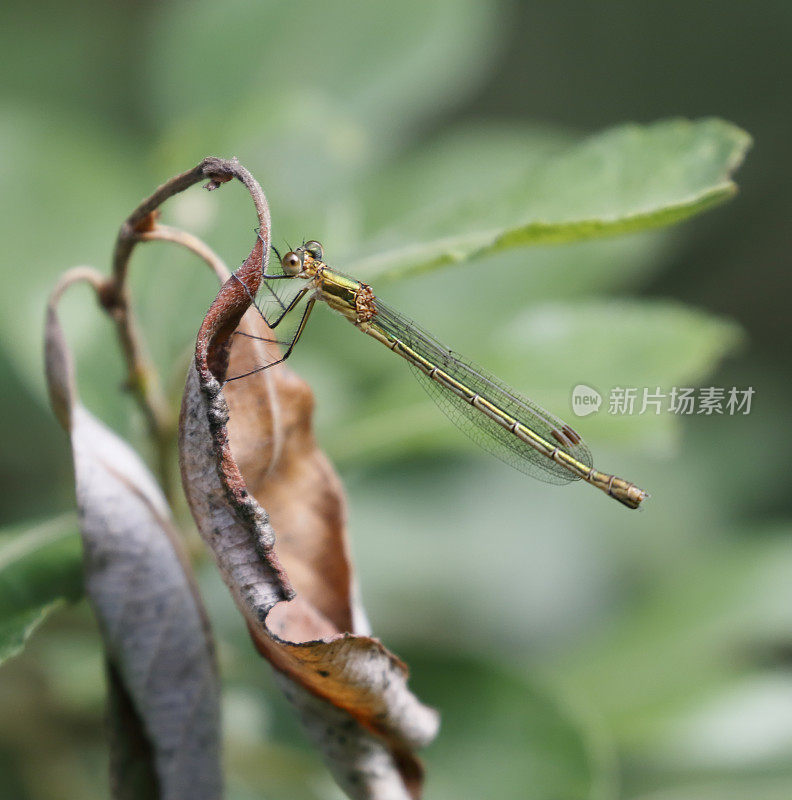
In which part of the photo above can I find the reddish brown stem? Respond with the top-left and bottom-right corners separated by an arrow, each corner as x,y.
103,157 -> 271,500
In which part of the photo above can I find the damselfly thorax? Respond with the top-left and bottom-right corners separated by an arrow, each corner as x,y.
229,240 -> 648,510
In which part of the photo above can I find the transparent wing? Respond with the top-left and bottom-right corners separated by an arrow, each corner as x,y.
227,273 -> 309,379
253,271 -> 307,328
373,300 -> 592,484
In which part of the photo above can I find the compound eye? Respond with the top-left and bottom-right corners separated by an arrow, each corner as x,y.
282,251 -> 303,275
304,240 -> 323,261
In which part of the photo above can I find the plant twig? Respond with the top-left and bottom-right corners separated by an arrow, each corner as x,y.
100,157 -> 271,500
138,225 -> 231,283
45,266 -> 110,430
110,157 -> 269,287
49,266 -> 109,305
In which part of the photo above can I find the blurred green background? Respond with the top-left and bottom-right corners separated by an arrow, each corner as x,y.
2,1 -> 791,799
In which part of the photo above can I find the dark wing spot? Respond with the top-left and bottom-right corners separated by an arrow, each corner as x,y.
562,425 -> 581,445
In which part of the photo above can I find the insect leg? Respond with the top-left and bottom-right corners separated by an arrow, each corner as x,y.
267,285 -> 311,329
224,298 -> 316,384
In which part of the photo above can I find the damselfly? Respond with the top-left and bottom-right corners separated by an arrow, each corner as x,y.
230,240 -> 648,509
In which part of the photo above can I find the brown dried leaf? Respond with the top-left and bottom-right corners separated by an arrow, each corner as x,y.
179,240 -> 438,800
45,283 -> 222,800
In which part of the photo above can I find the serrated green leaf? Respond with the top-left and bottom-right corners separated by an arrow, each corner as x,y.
0,515 -> 83,665
349,119 -> 750,282
351,125 -> 574,242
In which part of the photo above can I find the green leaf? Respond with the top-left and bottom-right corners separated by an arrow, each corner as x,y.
498,299 -> 745,449
551,532 -> 792,739
553,531 -> 792,798
149,0 -> 499,184
406,650 -> 616,800
628,780 -> 792,800
648,673 -> 792,779
0,515 -> 83,665
0,105 -> 144,424
348,118 -> 751,282
351,125 -> 574,242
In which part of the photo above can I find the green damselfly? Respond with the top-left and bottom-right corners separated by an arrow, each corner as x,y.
230,240 -> 648,509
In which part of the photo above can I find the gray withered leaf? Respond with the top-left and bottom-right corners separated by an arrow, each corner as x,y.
45,282 -> 222,800
179,239 -> 439,800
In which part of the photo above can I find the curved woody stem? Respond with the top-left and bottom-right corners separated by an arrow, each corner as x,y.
138,225 -> 232,283
101,157 -> 270,500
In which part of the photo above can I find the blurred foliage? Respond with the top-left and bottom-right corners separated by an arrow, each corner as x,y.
0,517 -> 81,664
1,1 -> 790,799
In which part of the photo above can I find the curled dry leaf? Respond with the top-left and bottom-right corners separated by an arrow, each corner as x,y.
179,238 -> 439,799
45,276 -> 222,800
